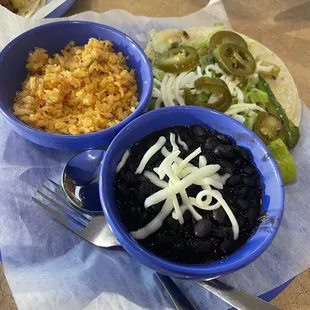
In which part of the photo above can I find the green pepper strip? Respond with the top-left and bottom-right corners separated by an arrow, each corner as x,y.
257,76 -> 300,149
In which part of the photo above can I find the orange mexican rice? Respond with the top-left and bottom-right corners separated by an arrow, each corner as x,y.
13,38 -> 139,135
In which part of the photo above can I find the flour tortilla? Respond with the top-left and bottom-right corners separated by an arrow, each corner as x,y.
18,0 -> 45,17
145,27 -> 301,126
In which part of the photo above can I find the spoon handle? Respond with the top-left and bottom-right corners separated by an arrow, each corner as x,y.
154,273 -> 198,310
196,279 -> 280,310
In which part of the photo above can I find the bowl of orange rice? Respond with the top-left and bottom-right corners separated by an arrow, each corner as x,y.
0,21 -> 153,150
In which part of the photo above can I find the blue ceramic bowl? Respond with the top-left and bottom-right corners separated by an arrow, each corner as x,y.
0,21 -> 153,150
100,106 -> 284,279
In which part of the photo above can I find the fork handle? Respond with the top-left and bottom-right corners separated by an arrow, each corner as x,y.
196,279 -> 280,310
154,273 -> 198,310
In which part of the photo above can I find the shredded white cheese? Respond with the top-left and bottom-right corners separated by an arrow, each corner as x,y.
157,150 -> 180,180
175,147 -> 201,176
135,136 -> 166,174
145,165 -> 221,208
116,150 -> 130,173
144,171 -> 168,188
127,132 -> 240,240
196,190 -> 239,240
231,114 -> 246,123
170,133 -> 179,152
177,135 -> 188,151
131,199 -> 174,239
225,103 -> 265,116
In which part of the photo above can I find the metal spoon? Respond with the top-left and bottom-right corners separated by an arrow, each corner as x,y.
61,149 -> 104,214
61,150 -> 280,310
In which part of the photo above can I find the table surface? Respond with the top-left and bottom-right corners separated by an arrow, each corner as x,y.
1,1 -> 310,309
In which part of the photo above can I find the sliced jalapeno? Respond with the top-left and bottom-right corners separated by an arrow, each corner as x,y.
184,77 -> 232,112
154,46 -> 199,73
254,112 -> 285,145
209,30 -> 248,50
213,42 -> 256,76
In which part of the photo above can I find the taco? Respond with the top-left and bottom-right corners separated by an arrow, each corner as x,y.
0,0 -> 45,17
145,27 -> 301,150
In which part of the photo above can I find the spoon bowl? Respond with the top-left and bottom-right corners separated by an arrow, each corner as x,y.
61,149 -> 105,214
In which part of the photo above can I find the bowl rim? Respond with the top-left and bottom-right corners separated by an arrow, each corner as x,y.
100,106 -> 285,278
0,20 -> 153,139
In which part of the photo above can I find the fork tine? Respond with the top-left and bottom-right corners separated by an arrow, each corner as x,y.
42,184 -> 91,221
47,178 -> 63,190
32,197 -> 84,230
36,190 -> 89,227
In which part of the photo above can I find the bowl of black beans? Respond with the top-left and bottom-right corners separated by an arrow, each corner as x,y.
100,106 -> 284,279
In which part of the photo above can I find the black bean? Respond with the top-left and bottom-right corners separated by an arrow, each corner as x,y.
204,137 -> 221,152
194,219 -> 212,238
212,227 -> 232,240
242,176 -> 257,187
219,160 -> 234,175
197,135 -> 207,145
147,203 -> 162,214
191,125 -> 207,137
182,223 -> 193,234
204,153 -> 217,164
183,210 -> 192,223
234,158 -> 244,170
235,146 -> 252,161
214,145 -> 236,159
191,157 -> 200,168
212,208 -> 228,224
251,191 -> 262,206
210,237 -> 220,247
175,194 -> 182,205
138,182 -> 159,202
187,185 -> 203,198
219,240 -> 236,255
139,212 -> 154,227
215,133 -> 233,145
128,161 -> 138,173
146,152 -> 160,167
235,198 -> 249,210
226,174 -> 241,187
122,171 -> 137,185
243,164 -> 257,175
230,206 -> 240,216
219,160 -> 233,170
237,216 -> 247,229
174,240 -> 186,252
195,240 -> 213,254
244,209 -> 259,228
164,216 -> 181,231
237,186 -> 250,198
221,166 -> 234,176
157,233 -> 178,246
116,182 -> 131,197
208,129 -> 218,136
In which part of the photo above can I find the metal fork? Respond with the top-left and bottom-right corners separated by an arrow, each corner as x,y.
32,179 -> 120,248
32,179 -> 197,310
